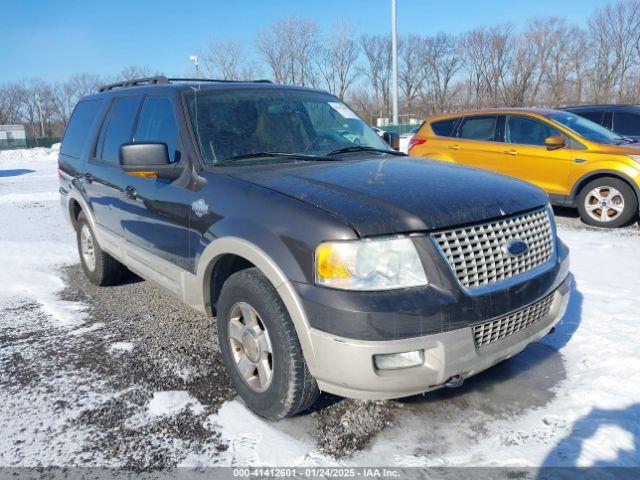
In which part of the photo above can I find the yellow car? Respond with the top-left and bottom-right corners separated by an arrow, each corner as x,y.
409,108 -> 640,228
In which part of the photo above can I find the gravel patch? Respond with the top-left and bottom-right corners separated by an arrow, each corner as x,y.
312,399 -> 400,457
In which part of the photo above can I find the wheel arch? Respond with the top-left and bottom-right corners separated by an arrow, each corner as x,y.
569,170 -> 640,205
194,237 -> 318,369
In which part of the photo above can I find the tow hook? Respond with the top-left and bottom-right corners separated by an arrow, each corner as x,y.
444,375 -> 463,388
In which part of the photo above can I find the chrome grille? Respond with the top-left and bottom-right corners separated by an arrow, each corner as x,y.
472,293 -> 555,347
433,209 -> 554,289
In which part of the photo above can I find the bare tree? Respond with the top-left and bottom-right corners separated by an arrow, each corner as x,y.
397,34 -> 426,113
202,39 -> 246,80
419,33 -> 462,113
256,17 -> 320,86
360,34 -> 392,114
317,21 -> 360,99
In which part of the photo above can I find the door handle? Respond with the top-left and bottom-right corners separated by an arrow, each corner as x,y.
503,149 -> 518,156
124,185 -> 137,199
84,173 -> 93,183
448,144 -> 461,150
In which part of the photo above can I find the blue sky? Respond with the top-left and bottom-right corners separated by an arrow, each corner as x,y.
2,0 -> 611,83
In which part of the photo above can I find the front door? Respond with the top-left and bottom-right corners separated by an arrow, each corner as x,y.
119,94 -> 195,276
497,114 -> 573,196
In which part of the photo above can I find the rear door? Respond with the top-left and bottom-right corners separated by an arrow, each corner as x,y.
86,95 -> 143,238
447,114 -> 502,171
497,114 -> 574,195
120,94 -> 195,275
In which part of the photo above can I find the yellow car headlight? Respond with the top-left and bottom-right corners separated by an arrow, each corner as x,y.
315,236 -> 428,291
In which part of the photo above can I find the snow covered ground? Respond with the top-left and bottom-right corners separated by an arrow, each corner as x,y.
0,147 -> 639,469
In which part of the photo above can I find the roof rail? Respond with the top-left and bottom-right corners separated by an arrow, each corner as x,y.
167,78 -> 272,84
98,76 -> 169,92
97,76 -> 274,92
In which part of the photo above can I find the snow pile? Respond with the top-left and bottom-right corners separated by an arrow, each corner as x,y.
148,391 -> 205,417
0,146 -> 59,164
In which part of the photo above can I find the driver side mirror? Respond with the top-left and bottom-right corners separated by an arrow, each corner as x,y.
545,136 -> 566,149
119,142 -> 184,180
383,131 -> 400,151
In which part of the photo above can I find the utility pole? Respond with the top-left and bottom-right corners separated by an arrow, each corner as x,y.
391,0 -> 399,125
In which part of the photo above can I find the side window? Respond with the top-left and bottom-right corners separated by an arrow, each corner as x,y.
431,117 -> 459,137
576,110 -> 605,126
60,100 -> 102,158
505,115 -> 563,147
612,111 -> 640,136
458,115 -> 498,141
134,96 -> 180,162
101,96 -> 143,164
93,101 -> 115,159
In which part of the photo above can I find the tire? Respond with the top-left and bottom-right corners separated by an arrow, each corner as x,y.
576,177 -> 638,228
217,267 -> 319,420
76,212 -> 128,286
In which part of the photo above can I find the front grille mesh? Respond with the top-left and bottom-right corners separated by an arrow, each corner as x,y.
472,293 -> 555,347
433,209 -> 553,289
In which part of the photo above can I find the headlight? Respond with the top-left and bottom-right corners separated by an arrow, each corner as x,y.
628,155 -> 640,164
315,236 -> 427,291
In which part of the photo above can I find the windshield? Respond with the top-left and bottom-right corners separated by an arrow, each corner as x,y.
185,88 -> 391,165
544,111 -> 629,145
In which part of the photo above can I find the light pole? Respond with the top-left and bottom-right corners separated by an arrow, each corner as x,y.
391,0 -> 399,125
190,55 -> 200,79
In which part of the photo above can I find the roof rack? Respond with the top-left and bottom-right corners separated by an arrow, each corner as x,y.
168,78 -> 272,84
98,76 -> 169,92
97,76 -> 272,92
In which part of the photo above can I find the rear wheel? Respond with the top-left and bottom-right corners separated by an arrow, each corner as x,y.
217,268 -> 319,420
576,177 -> 637,228
76,212 -> 128,286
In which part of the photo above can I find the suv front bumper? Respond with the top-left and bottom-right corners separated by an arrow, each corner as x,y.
307,276 -> 570,400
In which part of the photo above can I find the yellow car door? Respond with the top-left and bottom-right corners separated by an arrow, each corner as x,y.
498,114 -> 574,196
447,114 -> 503,170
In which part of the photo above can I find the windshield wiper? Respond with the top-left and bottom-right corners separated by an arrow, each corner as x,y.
327,146 -> 407,156
215,151 -> 336,165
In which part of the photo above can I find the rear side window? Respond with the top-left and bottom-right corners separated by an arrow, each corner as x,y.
100,96 -> 143,164
134,96 -> 179,162
431,118 -> 458,137
613,111 -> 640,136
575,110 -> 605,126
458,115 -> 498,141
61,100 -> 102,158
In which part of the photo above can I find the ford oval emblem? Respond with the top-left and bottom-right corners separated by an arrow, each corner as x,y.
505,239 -> 529,257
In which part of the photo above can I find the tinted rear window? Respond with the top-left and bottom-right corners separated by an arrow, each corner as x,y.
458,115 -> 498,141
613,111 -> 640,136
574,110 -> 605,126
431,118 -> 458,137
60,100 -> 102,158
101,96 -> 143,164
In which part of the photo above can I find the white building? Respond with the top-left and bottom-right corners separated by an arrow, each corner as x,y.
0,125 -> 27,147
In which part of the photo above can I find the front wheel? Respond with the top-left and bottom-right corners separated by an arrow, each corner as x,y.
576,177 -> 638,228
217,268 -> 319,420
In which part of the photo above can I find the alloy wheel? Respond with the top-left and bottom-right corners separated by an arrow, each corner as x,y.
583,186 -> 625,223
227,302 -> 273,392
80,224 -> 97,271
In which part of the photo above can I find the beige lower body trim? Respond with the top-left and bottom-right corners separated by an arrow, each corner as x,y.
310,285 -> 570,400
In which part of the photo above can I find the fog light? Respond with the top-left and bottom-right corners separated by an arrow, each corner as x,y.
374,350 -> 424,370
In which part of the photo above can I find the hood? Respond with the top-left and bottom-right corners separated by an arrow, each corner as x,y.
230,157 -> 549,237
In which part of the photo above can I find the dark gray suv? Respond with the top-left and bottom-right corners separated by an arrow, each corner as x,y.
59,77 -> 571,419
